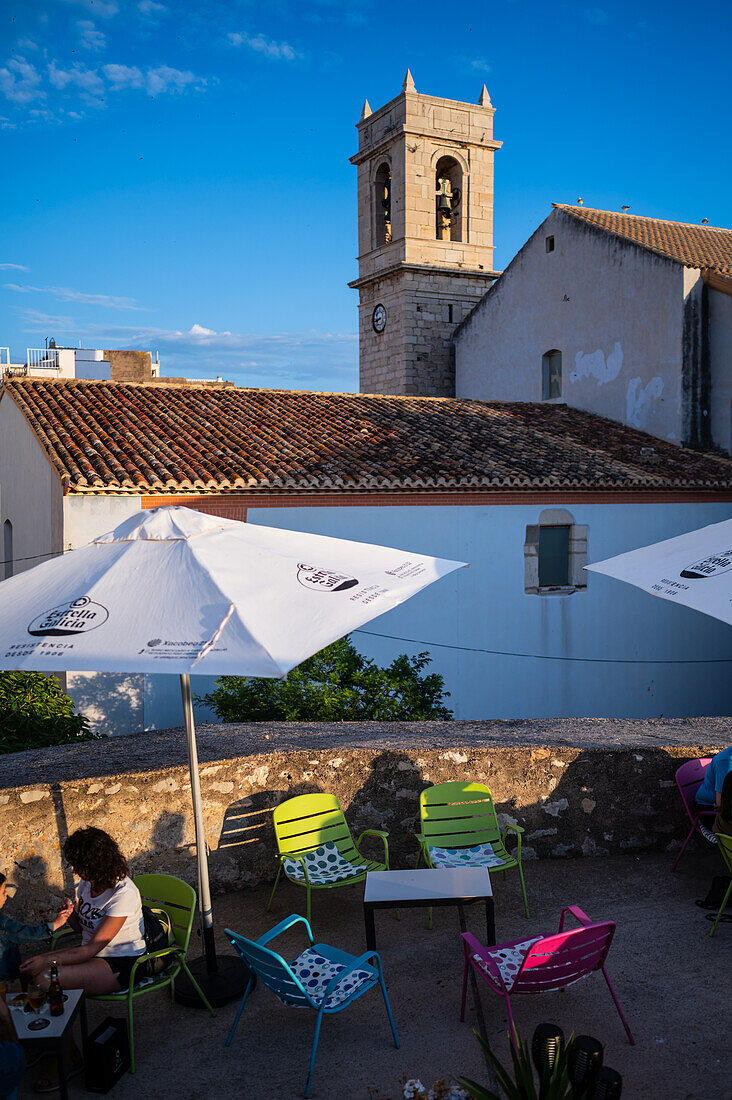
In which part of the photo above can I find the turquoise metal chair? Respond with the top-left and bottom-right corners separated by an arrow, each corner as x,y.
224,915 -> 399,1098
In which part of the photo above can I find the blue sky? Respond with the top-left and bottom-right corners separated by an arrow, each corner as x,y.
1,0 -> 731,391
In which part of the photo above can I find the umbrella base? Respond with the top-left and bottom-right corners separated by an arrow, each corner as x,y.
175,953 -> 254,1008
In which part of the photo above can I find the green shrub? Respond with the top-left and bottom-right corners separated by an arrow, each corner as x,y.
0,671 -> 97,755
198,635 -> 452,722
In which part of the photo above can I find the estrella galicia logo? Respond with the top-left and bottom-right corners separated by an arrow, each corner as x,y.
147,638 -> 162,647
28,596 -> 109,637
680,550 -> 732,580
297,563 -> 359,593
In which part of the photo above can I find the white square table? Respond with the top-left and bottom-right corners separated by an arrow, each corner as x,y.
363,867 -> 495,950
9,987 -> 88,1100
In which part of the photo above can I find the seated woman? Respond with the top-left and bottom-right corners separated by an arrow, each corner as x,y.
20,827 -> 146,996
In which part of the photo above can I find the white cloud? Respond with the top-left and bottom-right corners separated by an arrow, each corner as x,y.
468,58 -> 491,73
146,66 -> 203,96
137,0 -> 167,14
0,58 -> 44,105
48,61 -> 105,102
58,0 -> 119,18
18,315 -> 358,390
17,38 -> 38,51
585,7 -> 609,23
5,283 -> 145,310
0,263 -> 28,271
103,63 -> 144,89
227,32 -> 301,61
77,20 -> 107,51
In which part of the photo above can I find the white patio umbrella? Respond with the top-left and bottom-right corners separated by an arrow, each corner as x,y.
586,516 -> 732,626
0,506 -> 466,1001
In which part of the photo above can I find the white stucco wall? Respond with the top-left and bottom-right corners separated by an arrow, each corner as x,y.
0,394 -> 63,577
62,494 -> 142,551
455,209 -> 686,443
62,495 -> 144,737
710,286 -> 732,453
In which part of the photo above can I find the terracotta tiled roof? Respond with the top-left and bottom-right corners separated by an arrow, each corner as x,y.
3,378 -> 732,495
554,205 -> 732,273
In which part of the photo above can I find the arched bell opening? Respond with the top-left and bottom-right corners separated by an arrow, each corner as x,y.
374,162 -> 392,246
435,156 -> 462,242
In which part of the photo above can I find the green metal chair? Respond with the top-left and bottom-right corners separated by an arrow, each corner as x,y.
415,781 -> 530,920
709,833 -> 732,937
54,873 -> 215,1072
268,792 -> 390,922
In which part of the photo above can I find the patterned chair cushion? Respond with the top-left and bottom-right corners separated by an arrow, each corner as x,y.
429,841 -> 508,870
472,937 -> 542,991
283,841 -> 365,885
289,949 -> 374,1008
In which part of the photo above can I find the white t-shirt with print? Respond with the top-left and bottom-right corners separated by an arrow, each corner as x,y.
76,876 -> 146,958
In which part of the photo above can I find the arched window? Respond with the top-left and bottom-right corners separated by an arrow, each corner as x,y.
524,509 -> 588,595
3,519 -> 13,580
542,350 -> 562,400
373,162 -> 391,246
435,156 -> 463,242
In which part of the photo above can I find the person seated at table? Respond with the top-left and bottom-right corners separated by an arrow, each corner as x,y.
20,827 -> 146,997
691,748 -> 730,840
0,873 -> 73,983
695,746 -> 732,840
714,771 -> 732,839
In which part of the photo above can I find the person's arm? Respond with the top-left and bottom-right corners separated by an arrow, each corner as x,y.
0,909 -> 54,945
20,915 -> 127,979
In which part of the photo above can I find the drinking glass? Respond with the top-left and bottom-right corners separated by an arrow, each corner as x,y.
26,982 -> 50,1031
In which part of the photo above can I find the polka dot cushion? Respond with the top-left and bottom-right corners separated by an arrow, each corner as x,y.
472,937 -> 542,990
283,841 -> 366,885
429,842 -> 507,869
290,949 -> 374,1008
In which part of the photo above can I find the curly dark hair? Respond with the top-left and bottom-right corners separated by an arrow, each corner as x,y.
63,827 -> 129,892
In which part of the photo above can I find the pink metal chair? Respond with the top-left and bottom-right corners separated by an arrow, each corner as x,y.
671,758 -> 716,872
460,905 -> 635,1047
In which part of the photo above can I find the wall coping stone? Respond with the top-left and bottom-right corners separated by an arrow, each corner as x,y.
2,717 -> 730,790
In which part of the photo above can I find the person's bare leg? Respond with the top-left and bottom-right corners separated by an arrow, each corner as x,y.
38,958 -> 122,995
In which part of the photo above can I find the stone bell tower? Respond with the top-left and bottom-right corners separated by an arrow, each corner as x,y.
349,70 -> 501,396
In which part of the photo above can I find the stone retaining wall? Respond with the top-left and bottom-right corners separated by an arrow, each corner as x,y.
0,718 -> 728,917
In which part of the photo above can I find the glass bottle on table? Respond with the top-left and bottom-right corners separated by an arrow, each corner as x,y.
48,961 -> 64,1017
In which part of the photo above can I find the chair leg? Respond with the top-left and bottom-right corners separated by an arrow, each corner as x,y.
459,951 -> 470,1022
266,864 -> 283,911
378,974 -> 400,1049
225,977 -> 255,1047
709,882 -> 732,937
180,959 -> 216,1017
304,1008 -> 325,1099
504,994 -> 519,1053
600,965 -> 635,1045
127,994 -> 136,1074
516,860 -> 530,919
671,824 -> 697,872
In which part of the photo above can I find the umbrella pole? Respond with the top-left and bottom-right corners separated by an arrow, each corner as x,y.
174,674 -> 253,1008
181,673 -> 217,972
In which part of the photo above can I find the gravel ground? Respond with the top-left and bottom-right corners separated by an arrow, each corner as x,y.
16,846 -> 732,1100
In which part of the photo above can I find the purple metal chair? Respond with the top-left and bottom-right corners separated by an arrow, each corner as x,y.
460,905 -> 635,1047
671,757 -> 716,872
